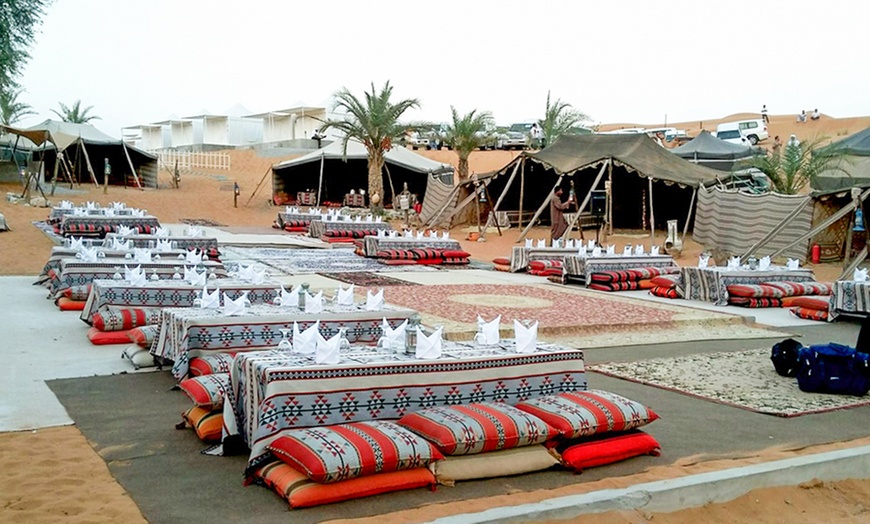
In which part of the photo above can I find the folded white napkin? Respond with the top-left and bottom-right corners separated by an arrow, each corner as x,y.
315,333 -> 342,365
293,321 -> 319,354
475,315 -> 501,345
441,231 -> 449,240
416,326 -> 443,360
72,207 -> 86,216
592,246 -> 602,257
304,291 -> 324,314
185,226 -> 203,237
131,209 -> 145,218
388,230 -> 398,238
129,268 -> 148,287
552,239 -> 562,248
355,215 -> 362,223
274,285 -> 295,306
536,239 -> 546,248
854,268 -> 869,282
404,230 -> 413,239
635,244 -> 645,256
111,238 -> 131,251
786,258 -> 800,270
69,237 -> 84,250
606,245 -> 615,255
86,201 -> 97,210
698,254 -> 710,268
623,245 -> 632,256
377,229 -> 386,238
249,267 -> 267,285
379,318 -> 408,351
78,246 -> 99,263
154,227 -> 170,237
124,265 -> 142,282
116,225 -> 135,236
366,215 -> 373,223
375,216 -> 382,223
199,285 -> 220,309
335,284 -> 355,305
189,269 -> 206,287
429,230 -> 438,238
651,245 -> 660,256
222,292 -> 249,316
565,239 -> 574,249
60,200 -> 73,209
155,239 -> 173,252
110,201 -> 125,210
308,208 -> 317,215
587,239 -> 596,250
103,208 -> 116,217
185,250 -> 203,265
133,248 -> 152,263
727,256 -> 741,269
758,256 -> 771,271
514,320 -> 539,354
578,245 -> 588,257
366,289 -> 384,311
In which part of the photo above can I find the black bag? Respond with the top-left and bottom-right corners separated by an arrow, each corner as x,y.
771,338 -> 803,377
796,343 -> 870,396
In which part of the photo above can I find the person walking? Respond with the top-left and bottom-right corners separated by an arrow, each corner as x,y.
549,186 -> 572,242
761,104 -> 769,123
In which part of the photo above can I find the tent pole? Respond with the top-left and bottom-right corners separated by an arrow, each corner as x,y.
560,159 -> 608,241
517,175 -> 564,243
122,142 -> 143,189
518,157 -> 526,230
50,152 -> 60,197
246,165 -> 273,207
681,186 -> 698,244
316,154 -> 325,207
383,162 -> 397,206
740,195 -> 812,259
424,184 -> 461,229
79,142 -> 99,186
607,160 -> 613,235
648,177 -> 655,248
481,160 -> 521,240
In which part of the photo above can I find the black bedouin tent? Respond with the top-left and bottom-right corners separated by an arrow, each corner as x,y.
671,130 -> 756,171
472,134 -> 726,243
271,139 -> 453,207
812,127 -> 870,193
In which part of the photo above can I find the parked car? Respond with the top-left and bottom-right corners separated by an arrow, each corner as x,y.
714,129 -> 753,147
498,123 -> 534,150
645,127 -> 687,142
404,131 -> 430,150
717,120 -> 768,145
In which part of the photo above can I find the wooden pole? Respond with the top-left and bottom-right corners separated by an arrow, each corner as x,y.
518,157 -> 526,230
480,160 -> 521,240
681,186 -> 698,244
245,165 -> 273,207
607,160 -> 613,235
517,175 -> 564,243
79,141 -> 99,186
315,154 -> 325,206
122,142 -> 143,189
648,177 -> 655,247
559,159 -> 608,241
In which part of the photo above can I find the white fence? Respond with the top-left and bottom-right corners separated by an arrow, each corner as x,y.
151,150 -> 231,172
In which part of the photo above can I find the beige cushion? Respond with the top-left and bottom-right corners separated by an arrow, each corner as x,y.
121,343 -> 157,370
428,445 -> 559,486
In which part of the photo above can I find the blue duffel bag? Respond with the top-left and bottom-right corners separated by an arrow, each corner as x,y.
796,343 -> 870,397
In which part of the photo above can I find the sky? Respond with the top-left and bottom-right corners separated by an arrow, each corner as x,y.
14,0 -> 870,139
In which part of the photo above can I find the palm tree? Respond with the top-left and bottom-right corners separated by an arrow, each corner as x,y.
323,81 -> 419,213
738,137 -> 849,195
51,100 -> 100,123
443,106 -> 494,180
0,87 -> 36,126
538,91 -> 589,147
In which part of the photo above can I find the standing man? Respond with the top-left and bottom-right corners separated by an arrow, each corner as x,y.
761,104 -> 769,123
103,158 -> 111,194
549,186 -> 572,242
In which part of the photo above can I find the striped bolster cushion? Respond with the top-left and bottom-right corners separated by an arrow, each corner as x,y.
91,307 -> 162,331
410,248 -> 443,260
726,284 -> 785,298
650,286 -> 681,299
625,267 -> 678,280
589,281 -> 640,292
790,307 -> 829,321
181,406 -> 223,443
782,296 -> 830,311
189,353 -> 237,376
284,220 -> 310,228
442,257 -> 470,265
728,297 -> 783,308
179,373 -> 231,409
376,250 -> 417,260
528,260 -> 563,271
589,270 -> 634,283
763,281 -> 832,297
650,274 -> 679,288
61,284 -> 92,300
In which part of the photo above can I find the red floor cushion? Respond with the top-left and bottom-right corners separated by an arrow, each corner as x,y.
429,445 -> 559,486
791,307 -> 829,322
284,225 -> 308,233
728,297 -> 783,308
266,421 -> 443,484
589,282 -> 640,292
782,296 -> 830,310
189,353 -> 237,376
763,281 -> 832,297
87,327 -> 135,345
650,274 -> 679,288
529,260 -> 563,271
398,403 -> 558,456
181,406 -> 223,443
410,248 -> 443,260
380,259 -> 418,266
514,390 -> 659,440
91,307 -> 162,331
637,279 -> 655,290
56,297 -> 86,311
650,286 -> 681,299
531,268 -> 564,277
376,249 -> 417,260
441,250 -> 471,259
493,263 -> 511,272
321,236 -> 356,243
127,325 -> 159,348
560,430 -> 662,472
179,373 -> 231,410
255,462 -> 435,509
492,257 -> 510,266
589,270 -> 634,284
625,267 -> 677,280
416,258 -> 445,265
443,257 -> 470,265
726,284 -> 784,299
60,284 -> 91,301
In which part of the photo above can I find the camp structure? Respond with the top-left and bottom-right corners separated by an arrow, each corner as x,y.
1,120 -> 159,189
670,130 -> 756,171
271,139 -> 454,208
811,126 -> 870,193
463,133 -> 725,245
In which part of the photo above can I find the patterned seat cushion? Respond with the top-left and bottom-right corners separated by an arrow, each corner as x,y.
649,274 -> 679,288
559,430 -> 661,472
529,260 -> 563,271
56,297 -> 86,311
61,284 -> 92,301
376,249 -> 417,260
87,327 -> 134,345
255,462 -> 435,509
791,306 -> 829,322
266,421 -> 442,484
179,373 -> 231,409
189,353 -> 236,376
763,281 -> 832,297
781,295 -> 829,310
442,257 -> 470,265
441,250 -> 471,259
530,268 -> 563,277
380,259 -> 418,266
728,296 -> 783,308
588,281 -> 640,292
514,390 -> 659,440
415,258 -> 445,265
650,286 -> 681,299
726,284 -> 785,299
181,406 -> 223,443
410,248 -> 443,260
589,270 -> 635,284
397,403 -> 558,456
127,325 -> 159,348
91,307 -> 162,331
492,257 -> 510,266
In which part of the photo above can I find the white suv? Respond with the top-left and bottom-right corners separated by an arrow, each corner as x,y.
714,129 -> 752,147
716,120 -> 768,145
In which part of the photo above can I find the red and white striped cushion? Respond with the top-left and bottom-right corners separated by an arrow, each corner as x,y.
726,284 -> 784,298
179,373 -> 230,409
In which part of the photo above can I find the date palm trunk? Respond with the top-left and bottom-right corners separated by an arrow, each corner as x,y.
368,150 -> 385,213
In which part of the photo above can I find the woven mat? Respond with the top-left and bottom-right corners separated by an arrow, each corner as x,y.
589,348 -> 870,417
318,272 -> 421,287
220,247 -> 435,275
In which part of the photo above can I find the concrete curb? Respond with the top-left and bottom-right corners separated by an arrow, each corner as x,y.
427,445 -> 870,523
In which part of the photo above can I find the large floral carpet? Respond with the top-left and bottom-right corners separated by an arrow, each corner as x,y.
381,283 -> 788,345
589,348 -> 870,417
318,272 -> 421,287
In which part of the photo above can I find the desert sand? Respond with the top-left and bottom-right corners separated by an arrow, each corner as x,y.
1,113 -> 869,522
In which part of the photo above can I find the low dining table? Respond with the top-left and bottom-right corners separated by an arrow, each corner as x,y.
362,235 -> 462,257
151,302 -> 417,380
49,259 -> 228,297
79,278 -> 284,324
829,280 -> 870,321
308,218 -> 392,239
103,233 -> 220,251
59,214 -> 161,237
681,265 -> 816,306
562,254 -> 678,285
222,341 -> 587,476
38,248 -> 191,284
510,246 -> 603,273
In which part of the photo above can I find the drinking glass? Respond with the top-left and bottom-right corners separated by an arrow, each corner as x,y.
277,328 -> 292,352
172,267 -> 182,280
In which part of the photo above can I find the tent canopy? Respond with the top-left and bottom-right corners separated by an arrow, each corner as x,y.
822,126 -> 870,157
523,133 -> 724,187
671,131 -> 755,160
271,139 -> 454,206
812,127 -> 870,194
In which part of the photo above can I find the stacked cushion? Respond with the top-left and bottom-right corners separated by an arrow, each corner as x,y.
729,297 -> 783,308
650,286 -> 681,299
791,307 -> 829,321
189,353 -> 236,376
88,327 -> 134,345
255,462 -> 435,509
56,297 -> 86,311
726,284 -> 784,299
648,273 -> 683,299
764,281 -> 832,297
397,403 -> 558,455
589,266 -> 679,292
589,281 -> 640,292
428,445 -> 559,486
492,257 -> 511,272
266,421 -> 443,483
786,295 -> 830,321
514,390 -> 659,439
91,307 -> 162,331
179,373 -> 231,410
528,260 -> 563,277
559,430 -> 662,472
375,248 -> 470,266
181,406 -> 223,443
60,284 -> 91,300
